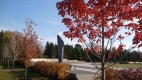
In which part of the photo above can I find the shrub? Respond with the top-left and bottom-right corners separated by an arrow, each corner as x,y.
57,63 -> 70,79
117,68 -> 142,80
15,60 -> 23,66
14,60 -> 32,68
23,61 -> 32,68
119,61 -> 129,64
34,61 -> 71,80
105,68 -> 119,80
105,68 -> 142,80
93,70 -> 102,80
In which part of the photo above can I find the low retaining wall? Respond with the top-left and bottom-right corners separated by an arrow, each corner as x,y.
31,58 -> 68,65
31,58 -> 67,62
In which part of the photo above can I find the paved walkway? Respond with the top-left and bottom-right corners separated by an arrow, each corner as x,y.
64,61 -> 131,80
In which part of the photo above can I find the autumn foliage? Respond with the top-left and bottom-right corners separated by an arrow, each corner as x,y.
105,68 -> 142,80
22,19 -> 40,60
34,61 -> 71,80
22,18 -> 40,79
14,60 -> 32,68
56,0 -> 142,62
57,0 -> 142,79
56,0 -> 142,55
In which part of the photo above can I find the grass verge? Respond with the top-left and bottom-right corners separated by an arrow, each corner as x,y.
104,62 -> 142,68
0,64 -> 53,80
114,63 -> 142,68
0,70 -> 53,80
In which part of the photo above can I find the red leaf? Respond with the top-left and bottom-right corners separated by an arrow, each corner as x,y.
93,46 -> 98,51
85,48 -> 89,53
118,34 -> 124,40
108,55 -> 112,59
117,44 -> 126,51
138,44 -> 142,48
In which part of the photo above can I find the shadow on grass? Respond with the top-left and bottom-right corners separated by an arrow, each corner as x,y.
0,65 -> 54,80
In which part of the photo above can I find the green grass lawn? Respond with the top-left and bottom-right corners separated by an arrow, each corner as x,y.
0,70 -> 53,80
0,65 -> 3,69
104,62 -> 142,68
0,64 -> 53,80
95,62 -> 142,68
113,63 -> 142,68
5,64 -> 24,69
0,63 -> 24,69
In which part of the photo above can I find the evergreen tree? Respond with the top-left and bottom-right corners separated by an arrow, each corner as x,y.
49,43 -> 57,58
81,49 -> 87,61
64,45 -> 67,59
43,42 -> 57,58
64,44 -> 73,60
72,48 -> 77,60
75,44 -> 82,60
43,41 -> 50,56
0,30 -> 5,61
55,44 -> 58,58
75,48 -> 82,61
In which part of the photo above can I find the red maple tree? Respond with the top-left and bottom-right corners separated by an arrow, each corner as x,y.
56,0 -> 142,79
22,18 -> 40,79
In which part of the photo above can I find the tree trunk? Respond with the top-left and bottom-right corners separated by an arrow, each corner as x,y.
101,57 -> 105,80
7,59 -> 9,67
25,59 -> 28,79
139,54 -> 140,63
13,55 -> 16,71
12,58 -> 15,71
4,58 -> 6,66
101,15 -> 105,80
120,42 -> 122,63
3,59 -> 4,65
101,30 -> 105,80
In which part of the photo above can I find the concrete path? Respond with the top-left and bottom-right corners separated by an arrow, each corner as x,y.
63,61 -> 129,80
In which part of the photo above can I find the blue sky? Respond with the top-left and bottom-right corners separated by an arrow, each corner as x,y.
0,0 -> 80,47
0,0 -> 141,51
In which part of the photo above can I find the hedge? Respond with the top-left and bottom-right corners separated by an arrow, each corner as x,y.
34,61 -> 71,80
14,60 -> 32,68
105,68 -> 142,80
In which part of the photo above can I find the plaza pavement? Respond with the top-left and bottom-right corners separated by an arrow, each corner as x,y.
63,61 -> 129,80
